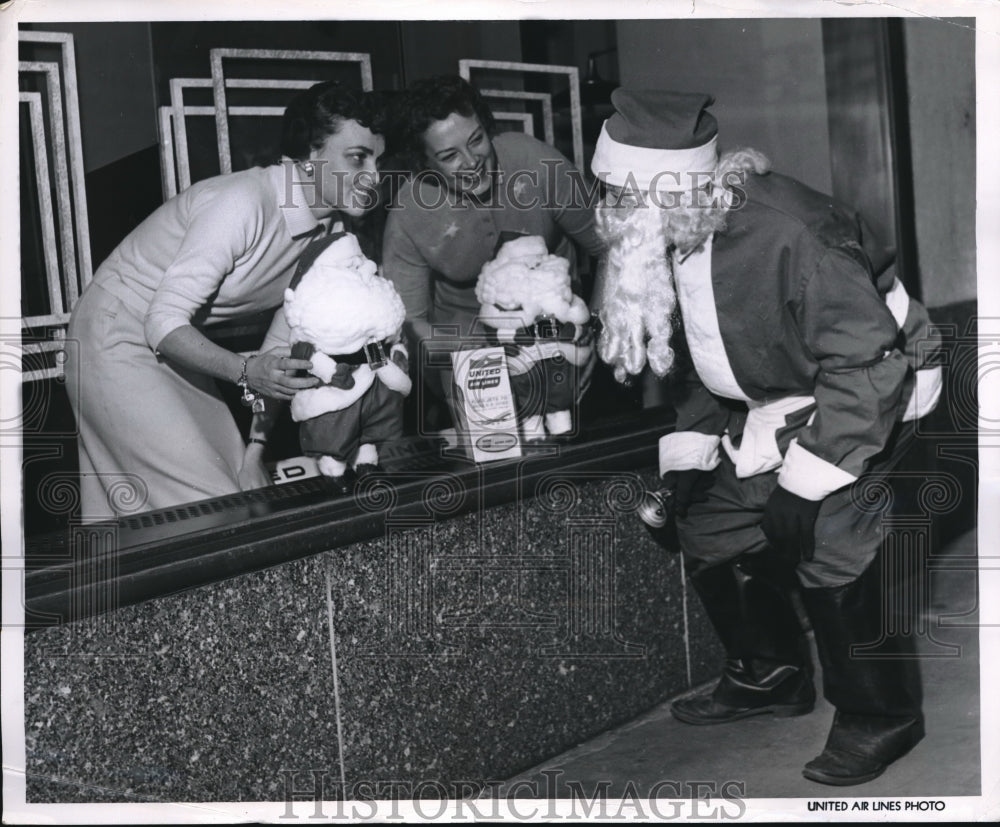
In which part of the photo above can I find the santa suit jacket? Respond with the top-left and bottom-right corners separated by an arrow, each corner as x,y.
659,171 -> 942,502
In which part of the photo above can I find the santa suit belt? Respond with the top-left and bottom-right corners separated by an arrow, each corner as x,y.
483,318 -> 585,347
660,395 -> 817,480
326,338 -> 393,368
718,395 -> 817,479
481,319 -> 593,375
291,341 -> 411,422
714,363 -> 941,479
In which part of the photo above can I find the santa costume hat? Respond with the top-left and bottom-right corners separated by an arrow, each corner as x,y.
591,89 -> 719,193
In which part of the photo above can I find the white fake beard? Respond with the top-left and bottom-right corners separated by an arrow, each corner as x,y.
594,202 -> 678,383
660,196 -> 729,255
593,148 -> 769,382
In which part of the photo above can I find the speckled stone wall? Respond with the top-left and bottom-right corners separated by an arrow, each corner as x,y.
23,466 -> 722,803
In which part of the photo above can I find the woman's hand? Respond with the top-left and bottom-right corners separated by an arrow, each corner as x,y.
246,347 -> 320,400
237,443 -> 272,491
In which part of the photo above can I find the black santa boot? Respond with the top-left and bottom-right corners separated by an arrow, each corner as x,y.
672,552 -> 816,725
800,555 -> 924,786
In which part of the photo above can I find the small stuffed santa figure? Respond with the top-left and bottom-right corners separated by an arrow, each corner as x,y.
475,235 -> 592,441
284,231 -> 411,491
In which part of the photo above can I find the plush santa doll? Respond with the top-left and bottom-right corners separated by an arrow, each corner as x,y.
475,235 -> 592,441
284,231 -> 411,491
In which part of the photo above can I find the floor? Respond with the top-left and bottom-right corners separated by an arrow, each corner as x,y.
504,528 -> 982,801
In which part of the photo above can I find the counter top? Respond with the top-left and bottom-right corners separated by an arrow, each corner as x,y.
25,407 -> 672,628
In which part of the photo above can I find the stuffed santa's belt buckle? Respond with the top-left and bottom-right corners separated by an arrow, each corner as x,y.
364,340 -> 388,369
533,316 -> 559,341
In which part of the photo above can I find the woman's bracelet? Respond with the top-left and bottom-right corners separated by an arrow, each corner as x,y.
237,355 -> 266,413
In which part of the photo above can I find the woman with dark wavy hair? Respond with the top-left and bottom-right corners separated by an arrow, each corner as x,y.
66,81 -> 386,518
385,75 -> 497,179
381,75 -> 604,417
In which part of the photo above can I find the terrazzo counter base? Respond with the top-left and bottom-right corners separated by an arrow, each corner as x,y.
24,467 -> 723,803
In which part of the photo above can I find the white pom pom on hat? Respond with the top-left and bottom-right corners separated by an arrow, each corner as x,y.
591,89 -> 720,193
475,234 -> 587,326
494,235 -> 548,264
313,232 -> 364,263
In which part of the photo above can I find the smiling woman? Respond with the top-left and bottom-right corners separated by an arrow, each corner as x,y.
63,82 -> 388,520
380,75 -> 606,423
422,111 -> 497,197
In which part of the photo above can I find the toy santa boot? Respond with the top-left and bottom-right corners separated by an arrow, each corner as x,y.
672,551 -> 815,724
545,410 -> 573,437
316,455 -> 353,495
800,555 -> 924,786
353,443 -> 380,479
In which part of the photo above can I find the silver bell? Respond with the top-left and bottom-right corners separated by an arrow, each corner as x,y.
638,488 -> 674,529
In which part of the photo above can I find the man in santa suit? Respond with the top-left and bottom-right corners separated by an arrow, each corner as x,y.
590,89 -> 942,786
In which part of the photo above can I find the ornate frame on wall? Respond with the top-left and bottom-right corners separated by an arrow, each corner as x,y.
18,31 -> 92,381
158,76 -> 318,198
458,59 -> 582,169
479,88 -> 556,145
209,48 -> 373,176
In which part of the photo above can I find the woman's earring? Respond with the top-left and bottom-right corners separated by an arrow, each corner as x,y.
300,160 -> 315,176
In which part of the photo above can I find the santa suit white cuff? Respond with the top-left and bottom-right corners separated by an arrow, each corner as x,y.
307,351 -> 338,384
658,432 -> 721,476
883,276 -> 910,327
777,439 -> 858,501
901,366 -> 943,422
318,456 -> 348,478
546,410 -> 572,435
355,443 -> 379,467
375,356 -> 412,396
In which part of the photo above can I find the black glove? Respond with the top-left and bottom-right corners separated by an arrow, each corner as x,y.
761,485 -> 823,562
662,469 -> 716,519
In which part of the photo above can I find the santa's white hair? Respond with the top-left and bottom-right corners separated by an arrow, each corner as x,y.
594,147 -> 770,383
